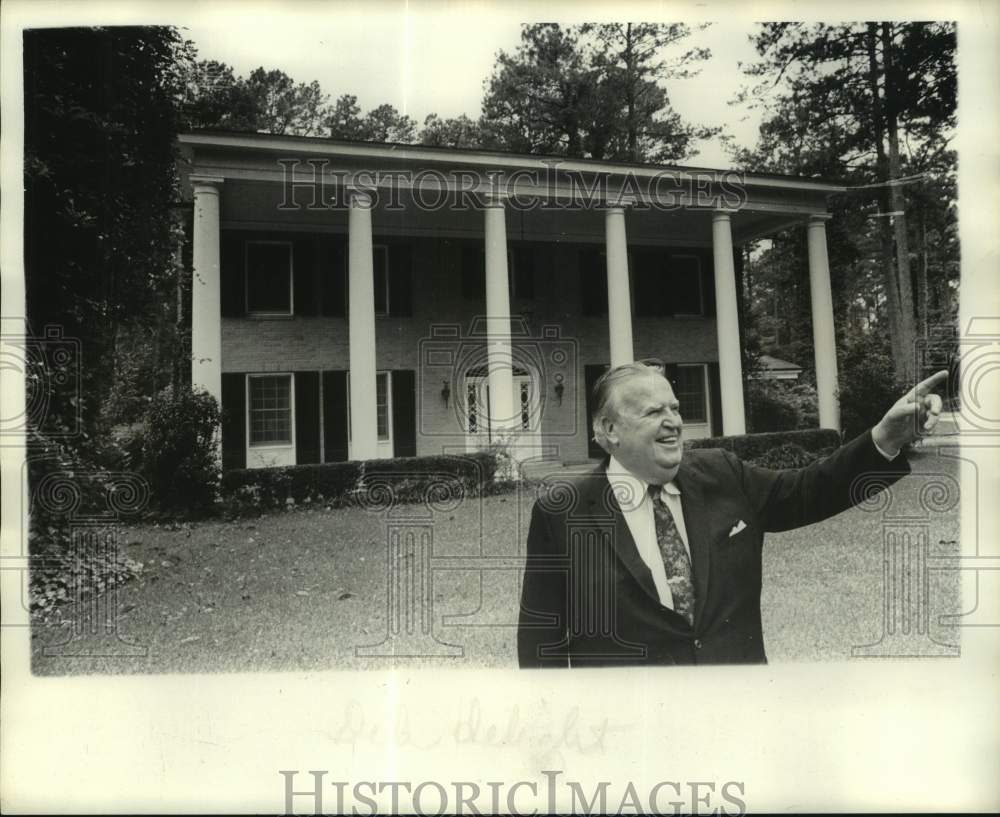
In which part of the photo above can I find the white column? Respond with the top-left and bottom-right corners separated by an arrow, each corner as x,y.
190,177 -> 224,404
711,211 -> 747,435
348,189 -> 379,460
807,214 -> 841,431
484,197 -> 515,439
605,206 -> 634,367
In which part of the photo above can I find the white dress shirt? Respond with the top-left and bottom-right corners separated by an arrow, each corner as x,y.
606,455 -> 689,612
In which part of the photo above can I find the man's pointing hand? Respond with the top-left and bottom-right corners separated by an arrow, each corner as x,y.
871,369 -> 948,457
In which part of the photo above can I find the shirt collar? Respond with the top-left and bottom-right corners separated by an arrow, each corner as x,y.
606,455 -> 681,510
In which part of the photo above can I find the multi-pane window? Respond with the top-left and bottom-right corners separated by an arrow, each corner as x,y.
519,381 -> 531,430
467,383 -> 479,433
375,372 -> 390,440
246,241 -> 292,314
632,250 -> 704,317
673,364 -> 707,423
249,375 -> 292,445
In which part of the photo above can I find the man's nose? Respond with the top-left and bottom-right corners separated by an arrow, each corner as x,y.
662,409 -> 682,428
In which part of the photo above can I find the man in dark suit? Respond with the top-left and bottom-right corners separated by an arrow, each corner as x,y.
517,362 -> 947,667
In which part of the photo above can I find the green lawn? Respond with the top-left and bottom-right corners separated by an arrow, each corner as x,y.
30,449 -> 962,674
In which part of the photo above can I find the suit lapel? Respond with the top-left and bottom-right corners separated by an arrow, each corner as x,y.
674,461 -> 712,629
583,462 -> 660,606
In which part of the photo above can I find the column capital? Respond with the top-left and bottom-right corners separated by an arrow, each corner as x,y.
482,189 -> 509,208
605,195 -> 636,211
190,175 -> 224,194
808,212 -> 833,224
346,187 -> 375,208
712,209 -> 737,223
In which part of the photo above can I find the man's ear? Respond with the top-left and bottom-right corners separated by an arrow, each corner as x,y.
598,414 -> 619,448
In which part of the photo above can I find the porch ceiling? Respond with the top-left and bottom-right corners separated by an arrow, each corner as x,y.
214,178 -> 816,247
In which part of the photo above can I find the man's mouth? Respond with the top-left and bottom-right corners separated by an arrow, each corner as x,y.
655,432 -> 681,447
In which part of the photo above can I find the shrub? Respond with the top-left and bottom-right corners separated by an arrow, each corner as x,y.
220,450 -> 501,516
749,442 -> 835,469
837,333 -> 907,439
746,378 -> 819,432
129,387 -> 221,515
685,428 -> 841,462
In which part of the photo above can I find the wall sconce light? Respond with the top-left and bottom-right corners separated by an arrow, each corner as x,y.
441,380 -> 451,408
553,373 -> 564,406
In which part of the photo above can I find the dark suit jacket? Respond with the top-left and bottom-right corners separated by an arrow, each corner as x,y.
517,430 -> 909,667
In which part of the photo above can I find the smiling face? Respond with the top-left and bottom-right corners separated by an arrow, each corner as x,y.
603,371 -> 684,484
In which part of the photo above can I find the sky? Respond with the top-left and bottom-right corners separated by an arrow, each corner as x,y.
184,9 -> 765,168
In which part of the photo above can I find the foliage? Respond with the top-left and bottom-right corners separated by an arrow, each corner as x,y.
836,332 -> 908,440
734,22 -> 958,382
24,27 -> 190,446
420,113 -> 489,149
326,94 -> 418,142
129,388 -> 222,515
219,451 -> 502,516
746,378 -> 819,433
179,61 -> 330,135
749,442 -> 832,470
480,22 -> 715,162
685,428 -> 841,462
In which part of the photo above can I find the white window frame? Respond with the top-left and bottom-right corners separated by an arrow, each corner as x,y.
670,253 -> 705,317
245,240 -> 294,317
373,244 -> 390,316
246,373 -> 296,449
674,363 -> 710,425
347,371 -> 393,443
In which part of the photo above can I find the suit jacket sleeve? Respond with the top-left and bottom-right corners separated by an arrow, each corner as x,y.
517,501 -> 569,668
723,429 -> 911,533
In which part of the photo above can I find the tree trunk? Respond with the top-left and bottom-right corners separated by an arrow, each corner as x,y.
866,24 -> 912,383
625,24 -> 639,162
881,22 -> 918,382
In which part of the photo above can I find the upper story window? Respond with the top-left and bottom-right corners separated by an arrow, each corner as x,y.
671,254 -> 704,316
246,241 -> 293,315
632,250 -> 705,318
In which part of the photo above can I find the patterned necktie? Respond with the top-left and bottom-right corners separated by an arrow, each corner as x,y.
649,485 -> 695,626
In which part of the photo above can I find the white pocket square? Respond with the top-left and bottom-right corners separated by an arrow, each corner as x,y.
729,520 -> 747,537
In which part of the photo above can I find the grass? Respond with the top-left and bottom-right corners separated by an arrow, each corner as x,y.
30,449 -> 962,674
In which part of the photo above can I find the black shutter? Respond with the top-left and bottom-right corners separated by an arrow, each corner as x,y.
388,244 -> 413,316
320,237 -> 347,317
708,361 -> 723,438
461,246 -> 485,299
294,371 -> 321,464
584,363 -> 609,459
220,232 -> 245,317
322,370 -> 349,462
663,363 -> 679,391
513,245 -> 535,299
293,235 -> 318,316
221,373 -> 246,469
579,247 -> 607,316
703,248 -> 717,318
391,369 -> 417,457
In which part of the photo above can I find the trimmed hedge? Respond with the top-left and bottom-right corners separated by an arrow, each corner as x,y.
684,428 -> 841,468
220,450 -> 501,514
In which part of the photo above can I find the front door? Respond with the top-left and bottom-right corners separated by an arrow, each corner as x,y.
463,372 -> 541,461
